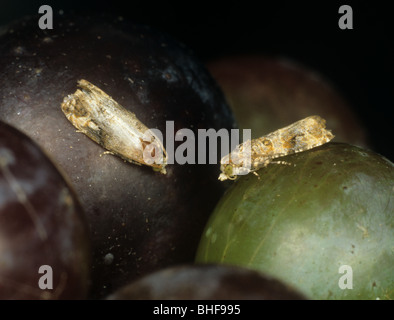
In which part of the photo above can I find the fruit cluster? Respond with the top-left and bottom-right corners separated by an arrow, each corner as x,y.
0,13 -> 392,300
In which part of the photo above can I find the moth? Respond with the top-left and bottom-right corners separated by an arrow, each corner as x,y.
61,79 -> 167,174
218,115 -> 334,181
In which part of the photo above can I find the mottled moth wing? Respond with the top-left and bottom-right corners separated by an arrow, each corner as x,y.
61,79 -> 167,174
219,115 -> 334,181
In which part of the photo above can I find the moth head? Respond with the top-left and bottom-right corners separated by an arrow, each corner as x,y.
218,164 -> 237,181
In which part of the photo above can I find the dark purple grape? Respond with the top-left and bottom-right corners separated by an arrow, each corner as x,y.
0,121 -> 90,299
107,264 -> 306,300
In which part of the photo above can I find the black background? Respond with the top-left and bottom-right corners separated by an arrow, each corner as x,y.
1,0 -> 393,160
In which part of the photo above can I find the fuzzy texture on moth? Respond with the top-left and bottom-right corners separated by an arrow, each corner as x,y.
219,115 -> 334,181
61,79 -> 167,174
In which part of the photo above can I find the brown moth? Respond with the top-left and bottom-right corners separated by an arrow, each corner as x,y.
61,79 -> 167,174
219,115 -> 334,181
